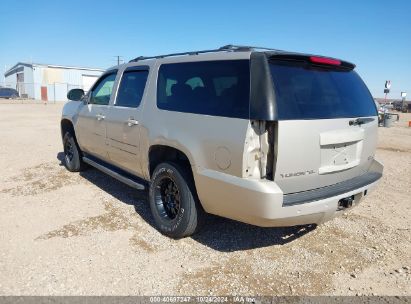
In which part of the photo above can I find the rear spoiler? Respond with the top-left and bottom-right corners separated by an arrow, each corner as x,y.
268,53 -> 356,70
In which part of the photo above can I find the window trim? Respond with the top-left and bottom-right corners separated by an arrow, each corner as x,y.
114,66 -> 149,108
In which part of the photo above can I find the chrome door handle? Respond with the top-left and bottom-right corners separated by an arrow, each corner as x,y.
96,114 -> 105,121
127,118 -> 139,127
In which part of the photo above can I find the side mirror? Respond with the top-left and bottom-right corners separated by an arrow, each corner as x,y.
67,88 -> 85,101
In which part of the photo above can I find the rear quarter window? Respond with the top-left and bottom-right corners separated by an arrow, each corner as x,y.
270,61 -> 377,120
157,60 -> 250,119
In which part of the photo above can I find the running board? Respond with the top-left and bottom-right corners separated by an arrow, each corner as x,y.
82,156 -> 145,190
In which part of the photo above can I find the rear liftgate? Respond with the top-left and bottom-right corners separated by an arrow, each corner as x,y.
248,52 -> 379,204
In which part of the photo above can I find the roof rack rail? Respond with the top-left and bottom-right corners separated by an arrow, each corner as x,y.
129,44 -> 283,62
129,47 -> 221,62
219,44 -> 285,52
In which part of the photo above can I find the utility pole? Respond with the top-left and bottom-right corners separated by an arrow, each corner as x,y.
114,56 -> 123,66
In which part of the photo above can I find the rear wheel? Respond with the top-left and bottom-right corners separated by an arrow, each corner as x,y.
149,162 -> 204,238
63,132 -> 86,172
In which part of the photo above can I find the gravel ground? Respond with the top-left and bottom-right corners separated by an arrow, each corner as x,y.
0,101 -> 410,296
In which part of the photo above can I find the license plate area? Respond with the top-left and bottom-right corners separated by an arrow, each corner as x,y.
319,141 -> 361,174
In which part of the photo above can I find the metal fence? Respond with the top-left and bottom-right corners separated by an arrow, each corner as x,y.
0,82 -> 86,102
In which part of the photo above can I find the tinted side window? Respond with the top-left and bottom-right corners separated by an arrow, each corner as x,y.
90,73 -> 116,105
157,60 -> 250,119
116,70 -> 149,108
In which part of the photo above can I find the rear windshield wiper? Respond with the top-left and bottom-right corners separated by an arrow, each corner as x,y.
349,118 -> 375,126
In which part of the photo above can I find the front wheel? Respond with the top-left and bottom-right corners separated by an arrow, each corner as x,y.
149,162 -> 204,238
63,132 -> 86,172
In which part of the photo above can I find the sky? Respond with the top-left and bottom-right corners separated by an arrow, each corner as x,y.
0,0 -> 410,98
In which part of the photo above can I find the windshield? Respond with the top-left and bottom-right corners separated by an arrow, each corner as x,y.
269,61 -> 377,120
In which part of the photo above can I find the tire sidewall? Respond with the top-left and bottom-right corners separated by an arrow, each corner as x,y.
63,132 -> 81,172
149,163 -> 195,237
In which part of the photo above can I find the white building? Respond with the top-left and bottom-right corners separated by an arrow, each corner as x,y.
4,62 -> 104,101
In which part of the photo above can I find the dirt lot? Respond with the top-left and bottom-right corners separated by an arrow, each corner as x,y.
0,101 -> 410,296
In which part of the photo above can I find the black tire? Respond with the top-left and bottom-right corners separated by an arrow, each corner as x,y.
149,162 -> 204,238
63,131 -> 86,172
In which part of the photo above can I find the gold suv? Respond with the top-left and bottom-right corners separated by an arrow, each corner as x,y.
61,45 -> 383,238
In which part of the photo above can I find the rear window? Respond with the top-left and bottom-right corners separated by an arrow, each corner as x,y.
157,60 -> 250,119
269,61 -> 377,120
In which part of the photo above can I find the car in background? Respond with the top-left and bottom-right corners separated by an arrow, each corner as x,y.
393,100 -> 402,111
383,103 -> 394,110
0,88 -> 19,99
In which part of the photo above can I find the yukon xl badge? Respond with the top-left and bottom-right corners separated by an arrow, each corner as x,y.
280,170 -> 316,179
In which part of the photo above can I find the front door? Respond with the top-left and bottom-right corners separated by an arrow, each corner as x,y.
75,72 -> 117,160
105,66 -> 149,177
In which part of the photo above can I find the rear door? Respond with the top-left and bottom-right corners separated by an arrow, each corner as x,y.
269,58 -> 378,194
105,66 -> 149,177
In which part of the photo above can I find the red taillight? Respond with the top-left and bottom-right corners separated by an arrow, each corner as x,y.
310,56 -> 341,66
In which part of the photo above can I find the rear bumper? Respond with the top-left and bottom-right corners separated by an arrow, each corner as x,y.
283,171 -> 381,207
195,159 -> 383,227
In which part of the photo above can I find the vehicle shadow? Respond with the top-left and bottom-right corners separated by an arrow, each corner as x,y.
191,217 -> 316,252
57,152 -> 65,166
57,152 -> 317,252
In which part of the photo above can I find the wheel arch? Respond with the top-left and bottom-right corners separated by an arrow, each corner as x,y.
148,145 -> 195,179
60,119 -> 82,154
148,145 -> 206,225
60,118 -> 75,139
